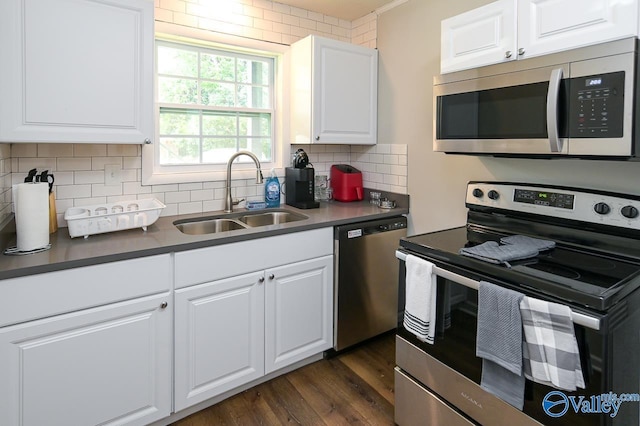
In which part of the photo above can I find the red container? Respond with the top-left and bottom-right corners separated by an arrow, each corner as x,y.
330,164 -> 363,202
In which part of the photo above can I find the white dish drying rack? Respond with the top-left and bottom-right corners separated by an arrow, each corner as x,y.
64,199 -> 165,238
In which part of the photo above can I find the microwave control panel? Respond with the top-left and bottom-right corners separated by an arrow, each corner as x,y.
569,71 -> 624,138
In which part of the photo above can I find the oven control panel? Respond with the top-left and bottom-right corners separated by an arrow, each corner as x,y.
466,182 -> 640,231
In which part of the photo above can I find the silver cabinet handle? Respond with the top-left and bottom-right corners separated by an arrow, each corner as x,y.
268,274 -> 275,280
518,47 -> 525,56
160,302 -> 168,309
505,50 -> 512,58
547,68 -> 564,153
315,136 -> 320,141
144,138 -> 152,144
258,276 -> 265,284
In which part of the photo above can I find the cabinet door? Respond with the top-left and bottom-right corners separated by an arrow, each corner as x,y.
174,272 -> 265,411
0,0 -> 153,143
517,0 -> 638,59
265,255 -> 333,374
441,0 -> 517,73
0,292 -> 171,426
312,37 -> 378,145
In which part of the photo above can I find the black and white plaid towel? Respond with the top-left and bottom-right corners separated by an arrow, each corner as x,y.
520,296 -> 585,391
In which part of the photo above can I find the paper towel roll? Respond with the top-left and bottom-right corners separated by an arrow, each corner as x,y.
13,183 -> 50,251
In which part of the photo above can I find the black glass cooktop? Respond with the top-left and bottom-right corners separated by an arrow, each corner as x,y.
400,226 -> 640,311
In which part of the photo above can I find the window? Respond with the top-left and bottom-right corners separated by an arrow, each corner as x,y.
143,27 -> 285,185
157,41 -> 274,166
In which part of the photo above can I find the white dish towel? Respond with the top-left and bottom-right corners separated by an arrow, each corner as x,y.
403,255 -> 437,344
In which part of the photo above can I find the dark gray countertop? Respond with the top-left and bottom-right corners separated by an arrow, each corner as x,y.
0,197 -> 409,280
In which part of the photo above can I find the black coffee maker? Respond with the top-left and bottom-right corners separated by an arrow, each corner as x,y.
285,149 -> 319,209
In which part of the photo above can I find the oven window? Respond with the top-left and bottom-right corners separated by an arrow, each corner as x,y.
398,278 -> 606,425
437,81 -> 568,140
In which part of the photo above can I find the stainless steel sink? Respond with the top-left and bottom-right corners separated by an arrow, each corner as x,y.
173,209 -> 309,235
238,211 -> 308,227
174,218 -> 247,235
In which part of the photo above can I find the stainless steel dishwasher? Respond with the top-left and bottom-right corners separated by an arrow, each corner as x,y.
333,216 -> 407,351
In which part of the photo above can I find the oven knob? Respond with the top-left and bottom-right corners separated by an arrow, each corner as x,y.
594,202 -> 611,215
472,188 -> 484,198
488,190 -> 500,200
621,205 -> 639,219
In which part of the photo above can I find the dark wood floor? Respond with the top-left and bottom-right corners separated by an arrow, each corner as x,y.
172,332 -> 396,425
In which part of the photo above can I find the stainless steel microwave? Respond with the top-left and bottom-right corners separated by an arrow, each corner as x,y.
433,37 -> 640,158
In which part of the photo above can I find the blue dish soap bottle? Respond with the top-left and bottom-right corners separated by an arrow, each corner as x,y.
265,169 -> 280,208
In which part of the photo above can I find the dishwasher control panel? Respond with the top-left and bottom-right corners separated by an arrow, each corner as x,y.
379,220 -> 407,231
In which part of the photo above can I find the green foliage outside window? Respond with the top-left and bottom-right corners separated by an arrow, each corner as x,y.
157,41 -> 274,166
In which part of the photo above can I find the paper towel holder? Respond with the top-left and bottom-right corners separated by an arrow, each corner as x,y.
4,243 -> 51,256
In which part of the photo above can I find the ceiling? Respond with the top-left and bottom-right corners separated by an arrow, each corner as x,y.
274,0 -> 398,21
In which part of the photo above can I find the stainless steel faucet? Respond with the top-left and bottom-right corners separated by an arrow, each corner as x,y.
225,151 -> 263,213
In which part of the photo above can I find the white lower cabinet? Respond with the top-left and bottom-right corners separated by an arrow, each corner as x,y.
265,256 -> 333,374
174,271 -> 265,412
173,228 -> 334,412
0,292 -> 172,426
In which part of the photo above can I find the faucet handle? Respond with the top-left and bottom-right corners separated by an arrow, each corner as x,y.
232,198 -> 245,206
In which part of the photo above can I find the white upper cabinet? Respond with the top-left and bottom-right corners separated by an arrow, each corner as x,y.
0,0 -> 154,144
441,0 -> 639,73
289,35 -> 378,145
441,0 -> 517,74
518,0 -> 639,59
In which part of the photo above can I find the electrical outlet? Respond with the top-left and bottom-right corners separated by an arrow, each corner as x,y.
105,164 -> 122,185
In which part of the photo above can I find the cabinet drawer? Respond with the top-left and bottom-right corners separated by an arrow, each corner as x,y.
175,228 -> 333,288
395,367 -> 475,426
0,254 -> 171,327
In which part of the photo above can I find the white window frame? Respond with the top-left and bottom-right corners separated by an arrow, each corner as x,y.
142,22 -> 288,185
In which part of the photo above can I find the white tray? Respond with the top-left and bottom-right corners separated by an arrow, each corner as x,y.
64,198 -> 166,238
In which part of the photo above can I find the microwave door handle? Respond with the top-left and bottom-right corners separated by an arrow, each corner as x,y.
547,68 -> 564,152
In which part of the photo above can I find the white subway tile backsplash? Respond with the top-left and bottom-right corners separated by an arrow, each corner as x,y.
11,144 -> 37,158
92,157 -> 123,170
57,157 -> 92,171
163,203 -> 178,216
57,184 -> 92,199
203,199 -> 224,212
375,144 -> 391,154
152,184 -> 179,192
383,154 -> 399,165
18,158 -> 57,173
165,191 -> 191,204
123,181 -> 152,195
178,182 -> 203,191
179,201 -> 203,215
38,144 -> 73,157
191,189 -> 214,201
92,183 -> 123,197
107,145 -> 138,157
74,171 -> 104,184
74,144 -> 107,157
391,144 -> 408,155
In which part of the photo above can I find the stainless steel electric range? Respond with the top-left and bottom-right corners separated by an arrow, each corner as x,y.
395,182 -> 640,426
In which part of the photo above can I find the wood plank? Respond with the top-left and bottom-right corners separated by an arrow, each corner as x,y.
338,333 -> 396,405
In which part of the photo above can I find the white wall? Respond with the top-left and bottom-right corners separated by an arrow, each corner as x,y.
377,0 -> 640,236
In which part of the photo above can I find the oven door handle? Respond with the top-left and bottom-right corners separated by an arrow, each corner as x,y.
396,250 -> 601,331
